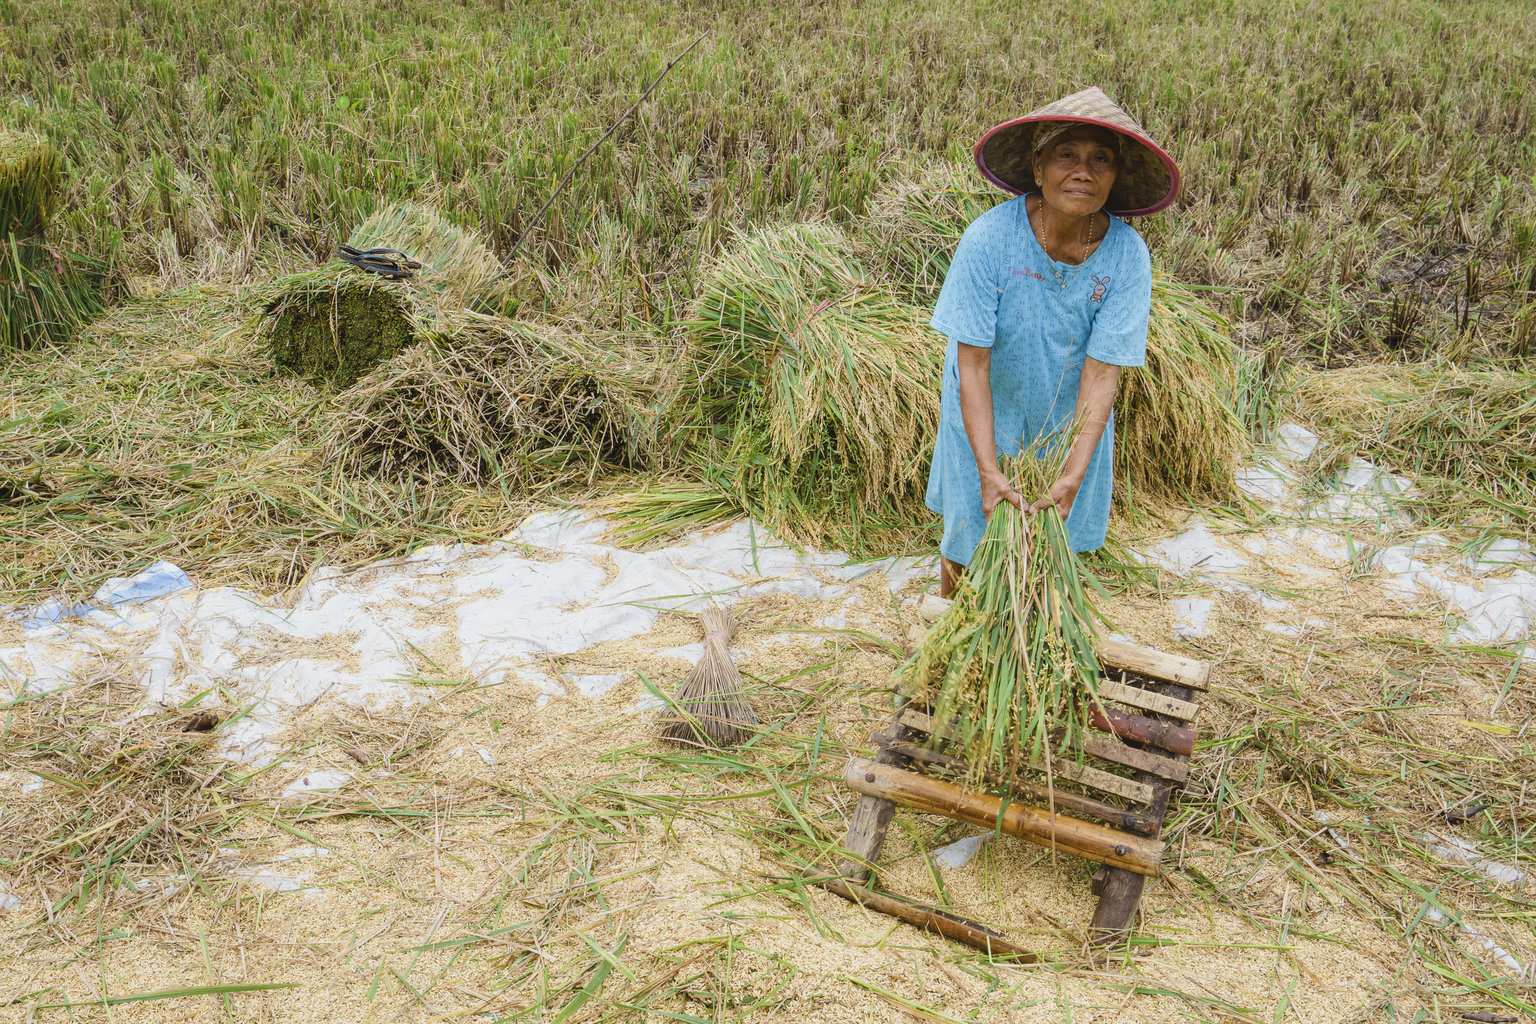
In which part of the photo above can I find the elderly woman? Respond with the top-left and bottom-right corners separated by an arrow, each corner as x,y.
926,87 -> 1180,597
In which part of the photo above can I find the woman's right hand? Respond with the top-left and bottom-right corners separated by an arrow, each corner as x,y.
980,469 -> 1024,519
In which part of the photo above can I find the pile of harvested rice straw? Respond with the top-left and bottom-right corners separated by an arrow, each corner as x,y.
672,222 -> 942,552
322,310 -> 657,488
262,202 -> 510,387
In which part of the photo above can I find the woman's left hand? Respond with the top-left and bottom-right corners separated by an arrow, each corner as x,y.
1030,474 -> 1082,519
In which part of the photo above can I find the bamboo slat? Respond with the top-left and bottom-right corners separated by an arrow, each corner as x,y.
1094,638 -> 1211,690
868,735 -> 1160,835
1096,678 -> 1200,722
1078,733 -> 1189,784
844,757 -> 1164,876
815,877 -> 1038,960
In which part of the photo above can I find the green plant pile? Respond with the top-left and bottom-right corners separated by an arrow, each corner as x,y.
897,445 -> 1107,789
674,222 -> 942,552
263,202 -> 511,387
0,129 -> 100,349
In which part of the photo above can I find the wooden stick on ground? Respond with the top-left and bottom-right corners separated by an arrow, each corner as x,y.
814,876 -> 1040,961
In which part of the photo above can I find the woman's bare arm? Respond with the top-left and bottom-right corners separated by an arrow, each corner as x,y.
1031,356 -> 1120,517
957,343 -> 1023,517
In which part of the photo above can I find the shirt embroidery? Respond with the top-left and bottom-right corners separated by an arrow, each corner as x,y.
1011,266 -> 1045,282
1090,275 -> 1110,302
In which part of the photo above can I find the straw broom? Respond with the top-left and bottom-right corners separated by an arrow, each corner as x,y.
659,605 -> 759,747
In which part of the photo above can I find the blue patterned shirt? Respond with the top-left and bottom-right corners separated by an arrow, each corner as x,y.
925,194 -> 1152,562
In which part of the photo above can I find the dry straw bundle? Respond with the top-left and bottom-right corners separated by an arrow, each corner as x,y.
898,442 -> 1106,789
857,162 -> 1245,507
675,222 -> 942,551
1296,362 -> 1536,536
0,129 -> 101,350
321,309 -> 656,487
262,202 -> 509,386
658,605 -> 759,747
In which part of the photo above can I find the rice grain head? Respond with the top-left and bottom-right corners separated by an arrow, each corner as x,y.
898,440 -> 1107,790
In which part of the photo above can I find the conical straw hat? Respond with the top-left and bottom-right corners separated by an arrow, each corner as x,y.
974,86 -> 1180,216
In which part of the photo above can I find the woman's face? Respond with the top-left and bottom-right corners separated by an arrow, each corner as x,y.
1032,126 -> 1119,218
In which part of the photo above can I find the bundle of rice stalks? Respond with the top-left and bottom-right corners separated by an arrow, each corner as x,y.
322,308 -> 658,487
856,162 -> 1247,507
263,202 -> 508,386
676,222 -> 943,552
658,605 -> 759,747
0,129 -> 102,349
897,444 -> 1106,790
1295,362 -> 1536,537
0,681 -> 244,910
597,479 -> 743,549
1116,276 -> 1246,503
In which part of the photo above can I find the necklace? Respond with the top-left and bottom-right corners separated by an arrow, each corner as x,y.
1030,196 -> 1101,291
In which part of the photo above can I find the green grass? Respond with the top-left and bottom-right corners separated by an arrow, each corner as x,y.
3,0 -> 1533,361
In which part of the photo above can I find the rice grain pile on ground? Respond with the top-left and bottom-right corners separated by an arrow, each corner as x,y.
668,222 -> 943,553
0,676 -> 243,910
262,202 -> 509,386
0,128 -> 101,350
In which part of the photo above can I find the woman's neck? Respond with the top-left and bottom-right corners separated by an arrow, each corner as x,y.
1029,195 -> 1104,265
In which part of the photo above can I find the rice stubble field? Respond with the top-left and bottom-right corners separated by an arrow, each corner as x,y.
2,0 -> 1535,1021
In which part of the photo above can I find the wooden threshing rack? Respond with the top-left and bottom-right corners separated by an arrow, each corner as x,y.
819,638 -> 1211,958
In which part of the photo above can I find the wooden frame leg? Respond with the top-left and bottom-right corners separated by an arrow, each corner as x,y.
834,702 -> 916,882
1088,680 -> 1193,946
